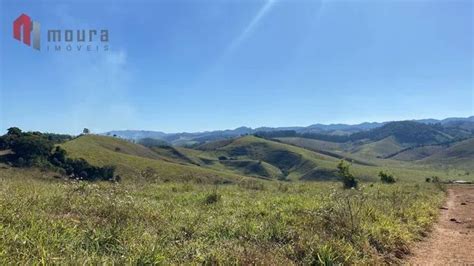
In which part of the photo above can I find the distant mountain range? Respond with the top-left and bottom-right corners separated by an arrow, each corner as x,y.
104,116 -> 474,146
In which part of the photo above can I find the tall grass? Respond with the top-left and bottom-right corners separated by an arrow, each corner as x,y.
0,168 -> 444,264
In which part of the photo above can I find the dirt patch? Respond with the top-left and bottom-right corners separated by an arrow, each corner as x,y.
407,185 -> 474,265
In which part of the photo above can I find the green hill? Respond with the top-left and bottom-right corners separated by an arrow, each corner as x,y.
61,135 -> 244,183
275,137 -> 346,152
58,134 -> 469,184
350,121 -> 455,145
275,137 -> 374,166
388,145 -> 445,161
421,138 -> 474,171
206,135 -> 342,180
148,145 -> 201,165
350,136 -> 406,159
220,159 -> 284,179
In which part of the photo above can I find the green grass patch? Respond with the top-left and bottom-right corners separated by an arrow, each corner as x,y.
0,167 -> 444,264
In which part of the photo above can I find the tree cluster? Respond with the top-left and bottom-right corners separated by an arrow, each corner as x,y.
0,127 -> 117,181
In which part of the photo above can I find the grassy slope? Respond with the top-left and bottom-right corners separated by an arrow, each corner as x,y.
265,136 -> 473,182
220,159 -> 284,179
156,145 -> 285,179
276,136 -> 474,180
350,136 -> 405,159
276,137 -> 374,166
422,138 -> 474,172
390,145 -> 445,161
232,136 -> 459,182
61,135 -> 244,183
148,146 -> 201,165
0,166 -> 445,264
276,137 -> 346,152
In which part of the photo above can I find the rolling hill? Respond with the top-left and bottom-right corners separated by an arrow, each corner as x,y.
274,137 -> 375,166
348,121 -> 455,145
60,135 -> 245,183
3,126 -> 471,184
350,136 -> 407,159
197,135 -> 469,182
17,117 -> 470,184
103,116 -> 474,146
388,145 -> 445,161
421,138 -> 474,171
202,135 -> 342,180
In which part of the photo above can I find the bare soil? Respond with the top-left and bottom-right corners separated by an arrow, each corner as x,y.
408,185 -> 474,265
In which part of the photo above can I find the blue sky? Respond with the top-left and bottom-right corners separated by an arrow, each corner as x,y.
0,0 -> 472,134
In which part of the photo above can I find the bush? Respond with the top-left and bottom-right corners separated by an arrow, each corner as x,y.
379,171 -> 396,184
64,158 -> 116,181
337,160 -> 358,189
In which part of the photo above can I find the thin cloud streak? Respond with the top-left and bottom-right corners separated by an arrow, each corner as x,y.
227,0 -> 277,53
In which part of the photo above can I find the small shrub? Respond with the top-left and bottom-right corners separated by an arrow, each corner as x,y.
425,177 -> 431,183
379,171 -> 396,184
337,160 -> 358,189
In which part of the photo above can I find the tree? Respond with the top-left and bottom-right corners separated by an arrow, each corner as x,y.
83,128 -> 90,134
10,135 -> 53,165
7,127 -> 22,136
337,160 -> 358,189
1,127 -> 24,149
